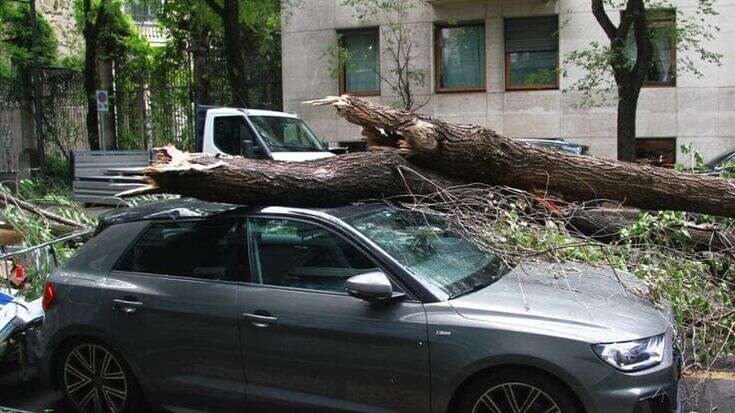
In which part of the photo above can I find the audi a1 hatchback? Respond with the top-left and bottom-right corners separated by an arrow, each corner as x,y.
39,199 -> 680,413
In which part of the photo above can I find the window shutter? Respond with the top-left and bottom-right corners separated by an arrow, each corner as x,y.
505,16 -> 558,53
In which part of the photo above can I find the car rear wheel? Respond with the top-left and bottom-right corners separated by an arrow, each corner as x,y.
59,340 -> 141,413
456,369 -> 581,413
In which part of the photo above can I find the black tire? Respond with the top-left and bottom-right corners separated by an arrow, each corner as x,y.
57,338 -> 143,413
455,368 -> 582,413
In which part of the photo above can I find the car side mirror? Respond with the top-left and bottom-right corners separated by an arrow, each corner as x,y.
241,139 -> 255,157
345,271 -> 402,302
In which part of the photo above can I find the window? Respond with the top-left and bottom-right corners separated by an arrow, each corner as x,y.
635,138 -> 676,167
213,116 -> 257,156
116,219 -> 249,282
504,16 -> 559,90
624,10 -> 676,86
339,29 -> 380,95
435,22 -> 486,91
248,116 -> 325,152
247,218 -> 378,293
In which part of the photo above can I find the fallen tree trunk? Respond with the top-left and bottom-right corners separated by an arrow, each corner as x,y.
124,147 -> 454,206
566,207 -> 735,252
306,96 -> 735,218
130,96 -> 735,218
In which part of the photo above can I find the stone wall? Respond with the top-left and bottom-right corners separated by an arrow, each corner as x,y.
281,0 -> 735,164
40,0 -> 81,57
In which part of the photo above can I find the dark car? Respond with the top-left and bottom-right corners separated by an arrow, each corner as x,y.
521,138 -> 590,155
39,199 -> 679,413
705,150 -> 735,176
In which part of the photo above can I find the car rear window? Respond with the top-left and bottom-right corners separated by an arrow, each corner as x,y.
115,218 -> 249,282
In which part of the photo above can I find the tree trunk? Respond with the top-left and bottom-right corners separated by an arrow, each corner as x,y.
130,96 -> 735,218
123,146 -> 451,206
82,0 -> 100,150
222,0 -> 248,107
617,85 -> 639,162
567,207 -> 735,252
193,29 -> 210,106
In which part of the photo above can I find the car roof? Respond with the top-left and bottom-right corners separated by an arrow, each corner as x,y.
98,198 -> 387,229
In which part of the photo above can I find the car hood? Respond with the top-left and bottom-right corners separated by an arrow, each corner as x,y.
449,261 -> 672,343
270,152 -> 335,162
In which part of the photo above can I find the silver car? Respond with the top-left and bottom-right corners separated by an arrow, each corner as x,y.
39,199 -> 680,413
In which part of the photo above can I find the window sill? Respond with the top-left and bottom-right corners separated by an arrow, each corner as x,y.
341,91 -> 382,97
436,87 -> 487,94
505,85 -> 559,92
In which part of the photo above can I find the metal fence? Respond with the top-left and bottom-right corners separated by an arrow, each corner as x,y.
0,39 -> 282,172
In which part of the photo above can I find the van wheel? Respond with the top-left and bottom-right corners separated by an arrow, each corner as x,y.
58,340 -> 142,413
456,369 -> 581,413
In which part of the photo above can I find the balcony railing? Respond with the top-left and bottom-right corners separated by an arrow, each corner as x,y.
135,21 -> 167,46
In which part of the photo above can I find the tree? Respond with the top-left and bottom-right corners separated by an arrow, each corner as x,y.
127,96 -> 735,218
330,0 -> 427,111
75,0 -> 143,150
197,0 -> 282,108
564,0 -> 721,161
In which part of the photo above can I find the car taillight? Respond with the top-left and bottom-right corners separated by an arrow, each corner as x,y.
42,281 -> 55,311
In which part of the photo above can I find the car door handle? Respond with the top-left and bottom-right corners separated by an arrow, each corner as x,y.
113,299 -> 143,314
242,312 -> 278,328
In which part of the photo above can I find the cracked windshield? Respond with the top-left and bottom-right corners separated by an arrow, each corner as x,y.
347,207 -> 506,297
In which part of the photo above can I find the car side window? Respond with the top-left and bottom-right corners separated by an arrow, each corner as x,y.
213,115 -> 257,155
247,218 -> 378,293
116,218 -> 249,282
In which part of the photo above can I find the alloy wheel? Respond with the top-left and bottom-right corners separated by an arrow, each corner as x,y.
63,343 -> 129,413
472,382 -> 561,413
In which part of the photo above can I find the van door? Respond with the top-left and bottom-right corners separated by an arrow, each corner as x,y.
203,112 -> 265,157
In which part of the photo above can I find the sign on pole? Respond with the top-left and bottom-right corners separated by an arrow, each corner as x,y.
96,90 -> 109,112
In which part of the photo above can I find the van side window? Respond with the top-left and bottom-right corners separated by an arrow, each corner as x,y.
246,218 -> 377,292
116,219 -> 249,282
213,116 -> 256,155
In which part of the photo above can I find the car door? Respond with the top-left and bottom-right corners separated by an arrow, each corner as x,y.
100,217 -> 248,412
238,217 -> 430,412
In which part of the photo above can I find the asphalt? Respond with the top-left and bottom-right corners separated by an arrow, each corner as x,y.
0,363 -> 734,413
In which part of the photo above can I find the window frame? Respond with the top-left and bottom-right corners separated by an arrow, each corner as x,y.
434,21 -> 487,93
338,27 -> 382,97
622,9 -> 677,88
243,215 -> 415,300
111,217 -> 248,285
503,15 -> 560,92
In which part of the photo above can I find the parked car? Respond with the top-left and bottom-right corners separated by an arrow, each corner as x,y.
39,199 -> 679,413
520,138 -> 590,155
704,150 -> 735,176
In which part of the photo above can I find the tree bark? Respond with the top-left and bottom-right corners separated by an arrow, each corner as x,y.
82,0 -> 100,150
617,85 -> 640,162
566,207 -> 735,252
123,146 -> 451,206
131,96 -> 735,218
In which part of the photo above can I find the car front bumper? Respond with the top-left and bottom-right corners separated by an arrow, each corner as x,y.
577,348 -> 682,413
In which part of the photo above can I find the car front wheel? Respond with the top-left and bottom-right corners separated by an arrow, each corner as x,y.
59,340 -> 141,413
456,368 -> 581,413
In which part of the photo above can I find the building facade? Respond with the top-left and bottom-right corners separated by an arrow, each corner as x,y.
281,0 -> 735,164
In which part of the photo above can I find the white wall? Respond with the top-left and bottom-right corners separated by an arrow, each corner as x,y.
282,0 -> 735,164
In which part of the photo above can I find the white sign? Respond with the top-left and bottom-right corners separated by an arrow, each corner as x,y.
96,90 -> 109,112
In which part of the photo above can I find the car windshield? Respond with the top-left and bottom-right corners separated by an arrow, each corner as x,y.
346,207 -> 507,298
248,115 -> 325,152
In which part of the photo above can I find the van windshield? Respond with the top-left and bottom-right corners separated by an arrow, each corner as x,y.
346,207 -> 507,298
249,116 -> 325,152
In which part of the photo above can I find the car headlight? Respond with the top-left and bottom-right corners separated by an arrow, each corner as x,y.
593,334 -> 666,372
